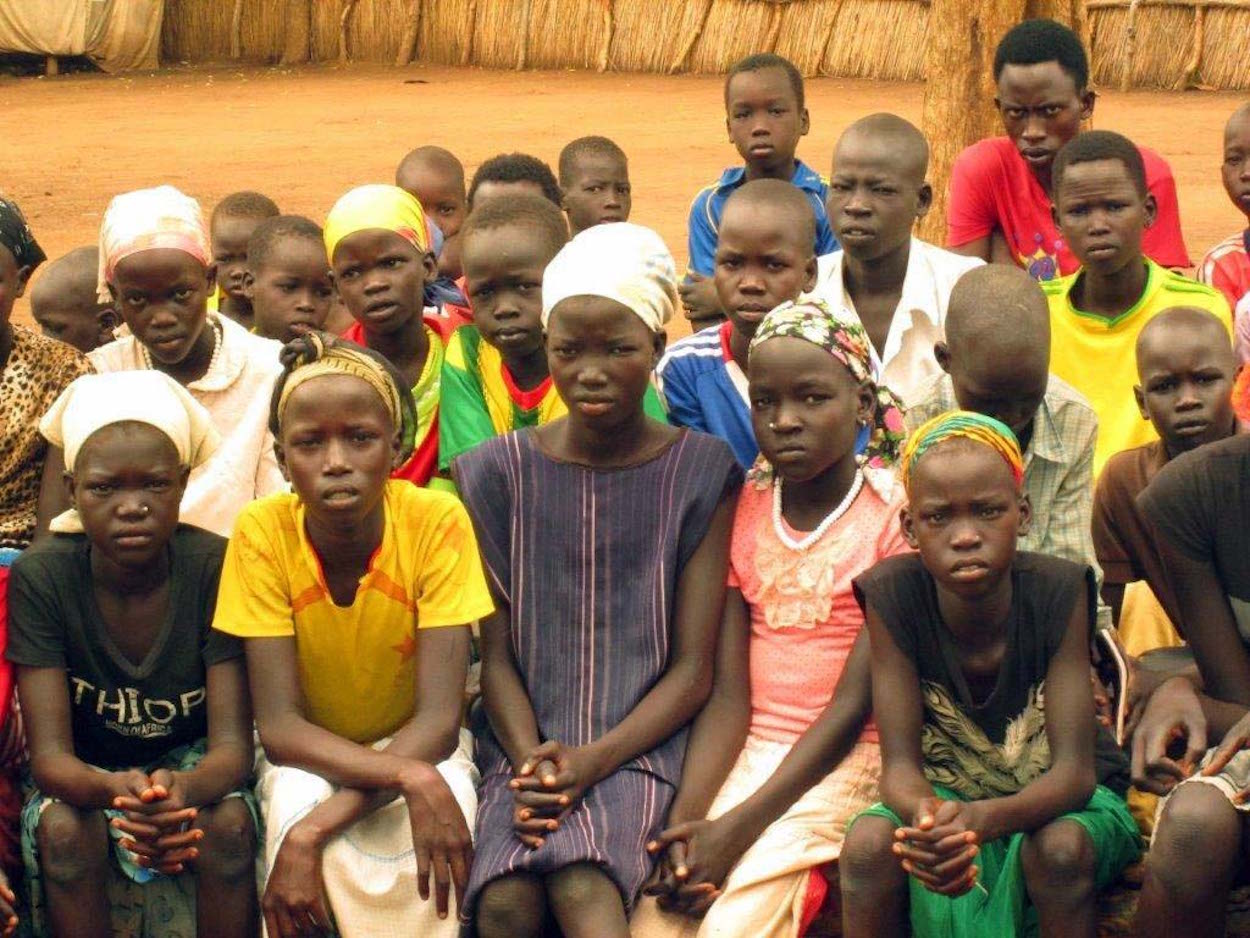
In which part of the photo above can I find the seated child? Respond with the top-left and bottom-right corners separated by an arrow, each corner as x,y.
816,113 -> 983,401
631,298 -> 909,938
909,264 -> 1098,568
1093,307 -> 1238,654
213,334 -> 493,936
947,19 -> 1188,279
30,246 -> 119,353
557,135 -> 631,236
209,191 -> 279,329
840,411 -> 1140,938
243,215 -> 333,344
81,185 -> 286,537
9,370 -> 257,938
467,152 -> 562,210
441,193 -> 667,472
658,179 -> 819,469
1127,430 -> 1250,937
681,53 -> 837,328
396,145 -> 468,280
1043,130 -> 1231,475
324,183 -> 455,488
1197,102 -> 1250,353
452,223 -> 742,938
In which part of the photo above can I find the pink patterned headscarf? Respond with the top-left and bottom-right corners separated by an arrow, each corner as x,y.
96,185 -> 211,302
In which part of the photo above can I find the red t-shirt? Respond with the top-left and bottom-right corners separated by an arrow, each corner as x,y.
1198,230 -> 1250,311
947,136 -> 1190,281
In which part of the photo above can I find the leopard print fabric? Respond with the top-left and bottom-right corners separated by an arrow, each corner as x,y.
0,325 -> 92,549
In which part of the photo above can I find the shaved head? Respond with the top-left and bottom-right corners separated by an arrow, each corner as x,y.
1137,306 -> 1234,373
835,113 -> 929,182
29,246 -> 117,353
722,178 -> 815,246
30,246 -> 99,309
1227,101 -> 1250,136
396,145 -> 465,190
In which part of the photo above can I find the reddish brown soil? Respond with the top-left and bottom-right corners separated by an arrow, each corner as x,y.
2,63 -> 1245,336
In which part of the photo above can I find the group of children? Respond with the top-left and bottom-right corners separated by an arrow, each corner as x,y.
0,13 -> 1248,938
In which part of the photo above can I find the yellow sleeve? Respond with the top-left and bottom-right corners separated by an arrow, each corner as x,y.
414,493 -> 495,629
213,502 -> 298,638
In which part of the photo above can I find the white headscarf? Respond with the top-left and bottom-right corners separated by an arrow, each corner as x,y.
40,371 -> 220,534
541,222 -> 677,332
97,185 -> 211,303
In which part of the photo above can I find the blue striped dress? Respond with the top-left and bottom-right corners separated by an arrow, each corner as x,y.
454,427 -> 741,917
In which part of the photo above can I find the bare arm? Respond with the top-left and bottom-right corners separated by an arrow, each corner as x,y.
479,599 -> 543,772
174,658 -> 254,807
31,446 -> 68,544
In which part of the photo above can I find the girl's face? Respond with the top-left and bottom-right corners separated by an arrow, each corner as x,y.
0,243 -> 32,331
748,336 -> 873,483
330,229 -> 434,336
277,374 -> 399,531
68,422 -> 188,571
545,297 -> 664,432
108,249 -> 213,367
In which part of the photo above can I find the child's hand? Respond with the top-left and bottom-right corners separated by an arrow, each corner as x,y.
511,741 -> 604,818
677,275 -> 723,326
262,824 -> 332,938
1131,676 -> 1208,795
1203,710 -> 1250,801
894,799 -> 983,896
399,761 -> 473,921
112,770 -> 201,874
642,816 -> 752,917
0,869 -> 18,937
510,776 -> 566,850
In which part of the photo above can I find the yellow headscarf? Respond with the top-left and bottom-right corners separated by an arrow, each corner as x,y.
900,410 -> 1024,494
323,184 -> 429,262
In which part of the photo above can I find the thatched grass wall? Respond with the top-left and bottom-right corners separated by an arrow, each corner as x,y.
160,0 -> 1250,90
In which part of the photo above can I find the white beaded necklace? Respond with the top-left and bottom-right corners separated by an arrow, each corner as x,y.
772,469 -> 864,552
141,317 -> 223,377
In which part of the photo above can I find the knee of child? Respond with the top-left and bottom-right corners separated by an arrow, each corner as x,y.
36,804 -> 107,884
475,876 -> 546,938
194,799 -> 257,880
1022,821 -> 1096,893
839,816 -> 900,894
1151,784 -> 1241,887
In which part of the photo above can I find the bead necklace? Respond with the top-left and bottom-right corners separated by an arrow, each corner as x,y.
772,469 -> 864,552
140,317 -> 223,377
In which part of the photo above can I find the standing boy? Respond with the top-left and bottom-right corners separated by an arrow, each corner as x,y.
947,19 -> 1188,280
396,145 -> 468,281
558,136 -> 632,236
681,53 -> 837,328
657,179 -> 817,469
1044,130 -> 1230,476
1197,102 -> 1250,353
29,247 -> 118,353
209,191 -> 279,329
815,113 -> 982,401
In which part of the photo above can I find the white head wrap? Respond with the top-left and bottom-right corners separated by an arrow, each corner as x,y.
97,185 -> 211,303
541,222 -> 677,332
40,371 -> 220,534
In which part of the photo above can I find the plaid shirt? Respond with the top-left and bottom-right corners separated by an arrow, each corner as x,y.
906,372 -> 1109,627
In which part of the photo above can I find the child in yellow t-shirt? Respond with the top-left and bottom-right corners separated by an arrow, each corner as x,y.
213,334 -> 493,936
1043,130 -> 1231,476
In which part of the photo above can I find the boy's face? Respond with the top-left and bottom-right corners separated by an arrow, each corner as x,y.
247,238 -> 333,344
277,374 -> 399,534
725,68 -> 809,175
902,442 -> 1031,600
108,248 -> 214,367
461,223 -> 553,363
398,166 -> 468,240
1135,320 -> 1238,456
69,423 -> 188,572
748,336 -> 873,484
546,297 -> 664,433
1053,159 -> 1155,277
827,134 -> 931,262
0,245 -> 31,330
1222,111 -> 1250,222
942,344 -> 1048,444
211,214 -> 263,312
562,155 -> 631,236
714,201 -> 816,339
995,61 -> 1093,177
330,229 -> 433,336
32,298 -> 117,354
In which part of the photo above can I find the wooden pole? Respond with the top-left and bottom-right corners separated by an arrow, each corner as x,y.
396,0 -> 422,66
1178,3 -> 1205,89
917,0 -> 1083,245
339,0 -> 359,64
669,0 -> 713,74
598,0 -> 614,72
229,0 -> 245,59
281,0 -> 312,65
461,0 -> 478,65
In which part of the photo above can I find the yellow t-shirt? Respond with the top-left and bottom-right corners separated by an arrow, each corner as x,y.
1044,259 -> 1232,477
213,479 -> 494,744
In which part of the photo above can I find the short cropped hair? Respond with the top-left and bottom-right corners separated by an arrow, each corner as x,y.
558,136 -> 628,187
725,53 -> 805,111
993,19 -> 1089,91
1052,130 -> 1147,197
211,190 -> 280,225
467,153 -> 561,208
460,192 -> 569,259
247,215 -> 325,270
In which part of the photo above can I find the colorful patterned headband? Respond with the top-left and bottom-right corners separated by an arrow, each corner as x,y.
900,410 -> 1024,493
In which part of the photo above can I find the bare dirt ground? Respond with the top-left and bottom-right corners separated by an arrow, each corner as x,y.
2,62 -> 1245,336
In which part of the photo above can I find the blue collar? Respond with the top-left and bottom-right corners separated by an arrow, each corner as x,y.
715,159 -> 825,195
